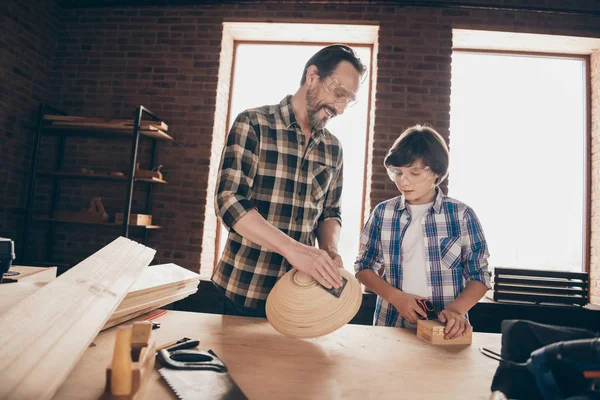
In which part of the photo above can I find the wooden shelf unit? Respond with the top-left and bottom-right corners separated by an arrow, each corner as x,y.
20,104 -> 171,271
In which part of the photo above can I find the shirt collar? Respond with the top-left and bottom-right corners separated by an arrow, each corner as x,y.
279,95 -> 325,138
279,95 -> 299,130
396,187 -> 444,214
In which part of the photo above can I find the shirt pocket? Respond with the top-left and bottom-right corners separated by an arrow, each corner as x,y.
438,236 -> 462,270
310,161 -> 335,201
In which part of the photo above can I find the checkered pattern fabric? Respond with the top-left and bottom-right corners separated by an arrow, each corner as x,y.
354,188 -> 492,327
212,95 -> 344,308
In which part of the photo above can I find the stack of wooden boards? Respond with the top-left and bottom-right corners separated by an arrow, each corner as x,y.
103,262 -> 200,330
0,237 -> 200,400
43,114 -> 173,141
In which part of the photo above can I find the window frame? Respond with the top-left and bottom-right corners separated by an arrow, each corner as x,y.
213,40 -> 375,271
451,48 -> 591,274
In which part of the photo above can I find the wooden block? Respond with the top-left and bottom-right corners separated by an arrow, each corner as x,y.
115,214 -> 152,226
416,319 -> 472,345
105,322 -> 156,400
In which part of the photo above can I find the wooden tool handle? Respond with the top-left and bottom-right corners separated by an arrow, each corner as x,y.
111,326 -> 133,396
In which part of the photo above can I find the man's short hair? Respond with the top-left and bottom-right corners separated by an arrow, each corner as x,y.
384,125 -> 450,184
300,44 -> 367,85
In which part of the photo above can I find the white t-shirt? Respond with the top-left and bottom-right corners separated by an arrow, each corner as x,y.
401,202 -> 433,298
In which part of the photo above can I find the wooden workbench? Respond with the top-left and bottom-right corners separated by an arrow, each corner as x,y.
54,311 -> 502,400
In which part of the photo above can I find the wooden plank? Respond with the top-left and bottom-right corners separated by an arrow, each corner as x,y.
44,115 -> 168,132
42,124 -> 174,141
32,216 -> 162,229
128,264 -> 199,294
0,264 -> 199,320
0,282 -> 45,316
111,286 -> 198,319
102,290 -> 197,330
0,237 -> 155,400
117,281 -> 199,309
38,171 -> 167,184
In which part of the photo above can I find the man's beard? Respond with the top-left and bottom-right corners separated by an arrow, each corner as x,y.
306,87 -> 335,130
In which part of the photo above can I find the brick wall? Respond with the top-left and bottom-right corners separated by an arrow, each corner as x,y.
0,0 -> 61,247
591,50 -> 599,305
3,1 -> 600,302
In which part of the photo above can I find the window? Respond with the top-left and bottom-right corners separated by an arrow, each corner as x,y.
449,51 -> 587,272
217,43 -> 373,272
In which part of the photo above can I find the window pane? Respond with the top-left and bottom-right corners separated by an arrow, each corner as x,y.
449,52 -> 586,272
219,44 -> 372,272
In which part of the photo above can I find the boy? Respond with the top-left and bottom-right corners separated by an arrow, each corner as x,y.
354,125 -> 491,339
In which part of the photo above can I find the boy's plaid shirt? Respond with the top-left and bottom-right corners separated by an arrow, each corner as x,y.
212,95 -> 343,308
354,189 -> 492,327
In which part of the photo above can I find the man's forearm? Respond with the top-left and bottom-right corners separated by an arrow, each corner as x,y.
316,219 -> 341,256
231,209 -> 298,256
446,280 -> 488,315
231,209 -> 343,288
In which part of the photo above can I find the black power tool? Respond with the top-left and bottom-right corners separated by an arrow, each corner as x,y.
482,338 -> 600,399
0,238 -> 15,283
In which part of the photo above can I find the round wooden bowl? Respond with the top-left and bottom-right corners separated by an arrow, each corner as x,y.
266,268 -> 362,339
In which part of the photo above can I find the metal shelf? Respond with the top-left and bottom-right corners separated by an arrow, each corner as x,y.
21,104 -> 170,267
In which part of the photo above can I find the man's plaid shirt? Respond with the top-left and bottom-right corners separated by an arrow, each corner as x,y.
212,95 -> 344,308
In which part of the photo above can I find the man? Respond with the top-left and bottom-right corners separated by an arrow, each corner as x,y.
213,44 -> 367,317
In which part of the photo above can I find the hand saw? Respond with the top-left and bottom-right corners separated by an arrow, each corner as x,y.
158,347 -> 248,400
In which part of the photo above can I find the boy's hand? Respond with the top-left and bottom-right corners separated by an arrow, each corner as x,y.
389,291 -> 427,324
438,308 -> 471,339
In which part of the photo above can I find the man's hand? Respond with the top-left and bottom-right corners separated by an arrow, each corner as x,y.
326,249 -> 344,269
438,308 -> 471,339
284,243 -> 343,289
389,290 -> 427,325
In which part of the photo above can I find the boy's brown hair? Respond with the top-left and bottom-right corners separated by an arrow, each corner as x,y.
384,125 -> 449,184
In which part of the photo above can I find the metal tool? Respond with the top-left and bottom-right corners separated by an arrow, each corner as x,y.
158,345 -> 248,400
157,337 -> 194,351
318,276 -> 348,298
416,299 -> 437,320
481,337 -> 600,399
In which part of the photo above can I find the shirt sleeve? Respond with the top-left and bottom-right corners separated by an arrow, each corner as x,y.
318,151 -> 343,226
460,206 -> 492,289
354,203 -> 385,274
214,111 -> 259,230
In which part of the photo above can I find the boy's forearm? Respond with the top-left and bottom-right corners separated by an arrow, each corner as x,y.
356,269 -> 399,302
446,280 -> 488,315
231,209 -> 298,257
316,219 -> 341,256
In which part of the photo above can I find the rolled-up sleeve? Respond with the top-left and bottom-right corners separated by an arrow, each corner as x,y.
354,204 -> 384,275
215,112 -> 259,230
460,207 -> 492,289
318,152 -> 343,226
